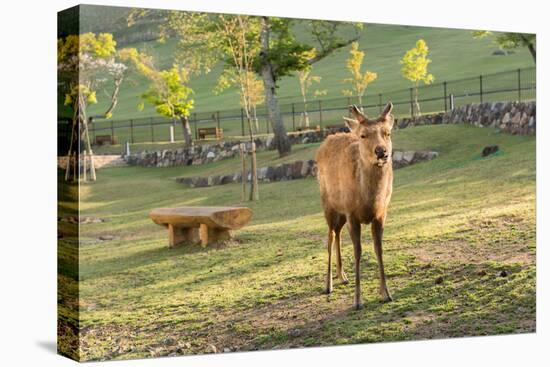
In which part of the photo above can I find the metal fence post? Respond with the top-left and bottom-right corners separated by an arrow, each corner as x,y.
479,75 -> 483,103
90,117 -> 96,143
240,108 -> 245,136
443,81 -> 448,112
216,111 -> 221,130
517,68 -> 522,102
193,113 -> 198,140
150,117 -> 154,142
410,87 -> 414,119
111,120 -> 114,141
292,103 -> 295,131
449,94 -> 455,110
130,119 -> 134,144
318,100 -> 323,126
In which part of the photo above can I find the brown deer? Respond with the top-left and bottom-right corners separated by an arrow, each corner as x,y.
316,103 -> 394,310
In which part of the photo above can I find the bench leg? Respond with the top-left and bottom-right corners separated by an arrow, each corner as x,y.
199,224 -> 230,247
168,224 -> 199,247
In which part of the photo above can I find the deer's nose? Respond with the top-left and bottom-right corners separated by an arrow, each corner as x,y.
375,146 -> 387,159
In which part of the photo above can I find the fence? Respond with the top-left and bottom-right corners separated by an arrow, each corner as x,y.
84,67 -> 536,145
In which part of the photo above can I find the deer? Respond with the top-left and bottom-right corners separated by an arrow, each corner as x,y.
315,102 -> 394,310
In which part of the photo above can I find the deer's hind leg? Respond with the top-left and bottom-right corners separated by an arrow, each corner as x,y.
333,215 -> 349,284
325,227 -> 335,294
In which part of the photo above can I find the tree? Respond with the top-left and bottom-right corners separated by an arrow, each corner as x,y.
400,39 -> 434,118
342,41 -> 378,106
142,66 -> 195,146
120,49 -> 195,146
58,32 -> 132,181
257,17 -> 362,156
128,11 -> 362,157
296,51 -> 325,128
472,31 -> 536,64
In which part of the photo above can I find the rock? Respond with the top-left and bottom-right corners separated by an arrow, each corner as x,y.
499,270 -> 509,277
392,151 -> 403,162
502,112 -> 511,124
207,344 -> 217,354
289,328 -> 302,337
511,111 -> 522,124
223,348 -> 231,353
481,145 -> 499,157
492,49 -> 506,56
434,276 -> 444,285
402,151 -> 415,163
98,235 -> 117,241
265,136 -> 274,149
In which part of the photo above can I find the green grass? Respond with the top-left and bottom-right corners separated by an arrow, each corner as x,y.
58,124 -> 535,361
85,20 -> 534,121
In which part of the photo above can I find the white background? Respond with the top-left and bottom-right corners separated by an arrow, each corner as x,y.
0,0 -> 547,365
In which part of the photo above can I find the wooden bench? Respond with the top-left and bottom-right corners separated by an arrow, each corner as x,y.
198,127 -> 223,140
95,135 -> 117,145
149,206 -> 252,247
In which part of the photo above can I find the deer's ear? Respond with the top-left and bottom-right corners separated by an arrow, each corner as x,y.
343,117 -> 360,131
349,105 -> 367,123
381,102 -> 393,119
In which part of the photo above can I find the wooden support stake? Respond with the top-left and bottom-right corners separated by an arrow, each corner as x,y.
249,142 -> 259,201
82,150 -> 87,182
240,143 -> 247,202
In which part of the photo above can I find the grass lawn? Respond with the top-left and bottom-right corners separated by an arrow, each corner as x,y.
58,124 -> 536,361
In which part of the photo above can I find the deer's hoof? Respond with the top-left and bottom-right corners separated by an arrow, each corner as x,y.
338,273 -> 350,285
324,287 -> 333,295
354,303 -> 364,311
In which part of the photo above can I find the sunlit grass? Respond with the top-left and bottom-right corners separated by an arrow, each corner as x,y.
58,124 -> 535,361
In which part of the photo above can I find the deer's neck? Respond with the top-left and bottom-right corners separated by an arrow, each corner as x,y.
357,157 -> 392,202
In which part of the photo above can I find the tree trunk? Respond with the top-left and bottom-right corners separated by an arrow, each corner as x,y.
414,85 -> 421,118
527,42 -> 536,64
260,16 -> 291,157
180,115 -> 193,147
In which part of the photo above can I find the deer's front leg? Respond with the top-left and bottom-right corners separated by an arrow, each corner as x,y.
372,219 -> 393,302
347,216 -> 363,310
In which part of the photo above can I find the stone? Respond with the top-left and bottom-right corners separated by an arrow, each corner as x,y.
257,167 -> 268,181
511,111 -> 522,124
392,151 -> 403,162
403,151 -> 415,163
481,145 -> 499,157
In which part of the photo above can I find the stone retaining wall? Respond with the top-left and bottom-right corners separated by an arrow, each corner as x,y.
126,101 -> 534,168
57,155 -> 127,169
124,131 -> 325,168
395,101 -> 535,135
176,150 -> 439,188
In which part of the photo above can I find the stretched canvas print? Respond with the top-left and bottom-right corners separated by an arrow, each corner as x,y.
57,4 -> 536,362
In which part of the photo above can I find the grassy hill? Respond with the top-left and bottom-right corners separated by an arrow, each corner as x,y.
58,124 -> 535,360
87,21 -> 534,120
